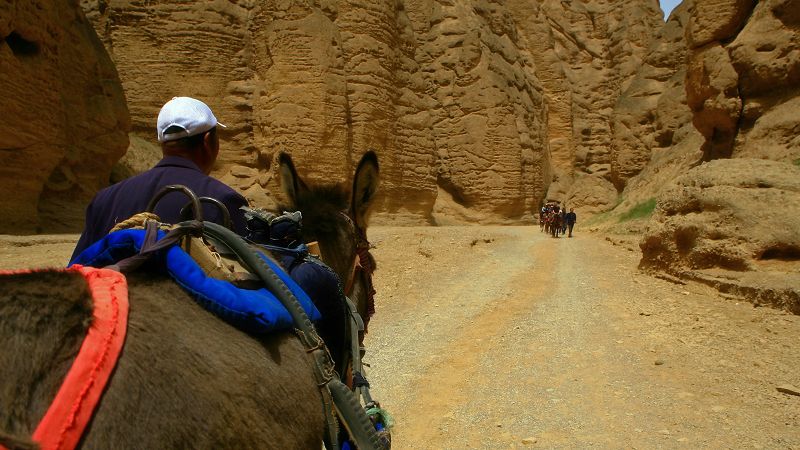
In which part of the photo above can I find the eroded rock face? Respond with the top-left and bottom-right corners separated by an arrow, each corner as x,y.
686,0 -> 800,163
639,158 -> 800,312
0,0 -> 129,233
83,0 -> 552,223
686,42 -> 742,160
611,3 -> 695,189
82,0 -> 663,223
640,159 -> 800,272
83,0 -> 259,198
614,0 -> 800,227
510,0 -> 664,205
564,174 -> 619,216
686,0 -> 755,48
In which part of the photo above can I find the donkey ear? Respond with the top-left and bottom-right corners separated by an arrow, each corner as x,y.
278,152 -> 307,205
351,150 -> 380,229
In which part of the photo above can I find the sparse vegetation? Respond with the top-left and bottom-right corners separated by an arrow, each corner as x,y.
618,198 -> 657,222
584,209 -> 614,226
583,196 -> 624,226
793,158 -> 800,167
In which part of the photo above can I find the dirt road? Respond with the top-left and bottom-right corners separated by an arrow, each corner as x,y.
1,228 -> 798,448
364,226 -> 800,449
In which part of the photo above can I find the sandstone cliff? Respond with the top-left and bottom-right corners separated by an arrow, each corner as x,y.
627,0 -> 800,312
686,0 -> 800,164
510,0 -> 664,215
639,159 -> 800,313
81,0 -> 663,224
0,0 -> 129,233
607,0 -> 800,222
611,2 -> 695,191
607,2 -> 705,217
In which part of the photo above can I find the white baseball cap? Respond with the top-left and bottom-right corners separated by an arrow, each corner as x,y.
157,97 -> 227,143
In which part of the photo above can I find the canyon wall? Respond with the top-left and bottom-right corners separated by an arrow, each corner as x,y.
0,0 -> 129,233
510,0 -> 664,215
9,0 -> 797,233
80,0 -> 663,224
635,0 -> 800,312
610,0 -> 799,216
685,0 -> 800,164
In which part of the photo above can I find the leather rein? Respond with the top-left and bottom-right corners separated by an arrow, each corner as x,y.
340,212 -> 376,329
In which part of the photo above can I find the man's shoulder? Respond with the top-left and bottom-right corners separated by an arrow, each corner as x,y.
106,166 -> 167,189
204,175 -> 241,193
92,169 -> 154,200
151,163 -> 245,200
203,176 -> 247,204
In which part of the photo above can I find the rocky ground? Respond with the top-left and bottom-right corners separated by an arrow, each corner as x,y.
1,227 -> 798,448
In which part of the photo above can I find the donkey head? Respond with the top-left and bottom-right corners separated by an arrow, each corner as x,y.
278,151 -> 380,327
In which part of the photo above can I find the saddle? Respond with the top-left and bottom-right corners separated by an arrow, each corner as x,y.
71,224 -> 321,334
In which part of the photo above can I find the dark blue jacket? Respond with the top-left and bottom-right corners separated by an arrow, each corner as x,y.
566,212 -> 577,225
71,156 -> 248,261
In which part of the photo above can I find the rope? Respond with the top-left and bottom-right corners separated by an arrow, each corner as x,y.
109,212 -> 163,232
356,245 -> 376,324
105,220 -> 203,273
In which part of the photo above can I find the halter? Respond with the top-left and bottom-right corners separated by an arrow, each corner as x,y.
339,212 -> 376,329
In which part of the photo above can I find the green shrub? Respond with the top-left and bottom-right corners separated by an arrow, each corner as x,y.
793,158 -> 800,167
618,198 -> 657,222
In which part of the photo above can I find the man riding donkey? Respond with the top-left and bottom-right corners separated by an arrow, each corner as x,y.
69,97 -> 391,449
71,97 -> 248,260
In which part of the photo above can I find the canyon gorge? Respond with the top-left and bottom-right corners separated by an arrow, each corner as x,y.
1,0 -> 798,310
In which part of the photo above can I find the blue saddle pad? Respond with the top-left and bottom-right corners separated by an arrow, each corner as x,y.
70,229 -> 321,334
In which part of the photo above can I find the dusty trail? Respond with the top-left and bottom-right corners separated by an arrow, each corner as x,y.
365,226 -> 800,449
1,228 -> 798,448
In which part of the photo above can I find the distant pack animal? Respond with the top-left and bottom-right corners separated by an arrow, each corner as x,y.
0,151 -> 380,450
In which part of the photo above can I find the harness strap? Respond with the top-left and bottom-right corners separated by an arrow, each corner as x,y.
32,266 -> 129,450
356,246 -> 377,326
344,293 -> 392,448
108,220 -> 202,273
352,372 -> 370,389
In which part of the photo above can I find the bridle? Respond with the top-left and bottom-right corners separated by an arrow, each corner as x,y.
339,212 -> 376,331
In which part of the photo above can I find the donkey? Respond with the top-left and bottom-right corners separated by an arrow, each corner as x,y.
0,151 -> 380,450
276,150 -> 380,383
277,150 -> 380,336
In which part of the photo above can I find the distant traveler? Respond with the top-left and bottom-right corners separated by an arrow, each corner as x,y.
565,208 -> 577,237
539,205 -> 547,232
550,209 -> 562,238
71,96 -> 249,261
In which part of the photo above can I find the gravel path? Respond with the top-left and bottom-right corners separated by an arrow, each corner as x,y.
364,226 -> 800,449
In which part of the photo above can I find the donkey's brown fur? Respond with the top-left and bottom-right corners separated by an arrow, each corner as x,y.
0,272 -> 91,449
0,270 -> 323,449
81,271 -> 323,448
